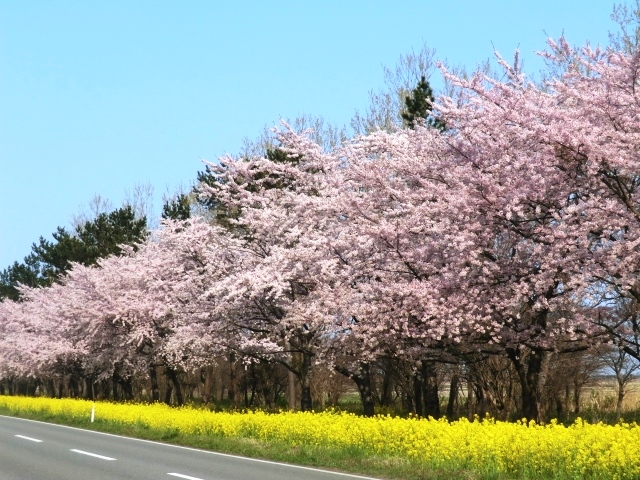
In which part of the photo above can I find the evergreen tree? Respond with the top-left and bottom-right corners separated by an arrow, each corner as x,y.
162,194 -> 191,221
0,255 -> 46,301
1,205 -> 147,301
401,75 -> 445,131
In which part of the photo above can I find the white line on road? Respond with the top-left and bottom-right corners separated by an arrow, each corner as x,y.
14,434 -> 43,443
167,474 -> 205,480
70,449 -> 116,461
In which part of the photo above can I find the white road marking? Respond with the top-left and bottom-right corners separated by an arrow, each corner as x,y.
15,434 -> 43,443
1,415 -> 380,479
168,474 -> 205,480
70,449 -> 116,461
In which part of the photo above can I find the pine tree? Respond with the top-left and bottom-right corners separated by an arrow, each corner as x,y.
162,194 -> 191,221
401,75 -> 445,131
1,206 -> 147,301
0,255 -> 46,301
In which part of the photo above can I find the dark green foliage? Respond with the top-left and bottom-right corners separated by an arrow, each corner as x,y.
401,75 -> 445,131
194,165 -> 218,210
32,227 -> 87,283
0,255 -> 46,301
162,194 -> 191,221
40,205 -> 147,271
0,205 -> 147,301
266,147 -> 301,166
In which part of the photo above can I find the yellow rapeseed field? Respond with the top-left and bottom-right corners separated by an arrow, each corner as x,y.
0,395 -> 638,479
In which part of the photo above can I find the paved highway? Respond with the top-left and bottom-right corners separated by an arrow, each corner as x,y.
0,415 -> 380,480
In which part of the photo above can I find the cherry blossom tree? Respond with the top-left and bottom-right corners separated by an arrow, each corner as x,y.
68,217 -> 238,403
197,127 -> 352,411
0,217 -> 238,402
431,38 -> 640,420
527,39 -> 640,365
0,280 -> 91,396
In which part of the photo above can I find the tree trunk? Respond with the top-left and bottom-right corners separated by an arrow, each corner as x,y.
243,370 -> 250,408
165,367 -> 184,406
413,372 -> 423,416
164,382 -> 173,404
446,371 -> 459,419
507,346 -> 544,423
46,379 -> 56,398
84,377 -> 94,400
26,378 -> 38,397
149,365 -> 160,402
112,374 -> 120,401
300,350 -> 313,412
466,378 -> 474,420
288,368 -> 296,411
355,363 -> 375,417
201,366 -> 215,405
573,378 -> 581,414
283,340 -> 296,410
474,383 -> 488,417
119,377 -> 134,401
422,361 -> 440,418
555,394 -> 564,419
334,363 -> 375,417
380,358 -> 394,408
616,380 -> 625,420
228,353 -> 237,406
68,375 -> 79,398
248,363 -> 257,407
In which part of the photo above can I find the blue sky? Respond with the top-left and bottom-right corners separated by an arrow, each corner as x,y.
0,1 -> 618,268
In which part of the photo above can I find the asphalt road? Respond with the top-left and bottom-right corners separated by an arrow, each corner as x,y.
0,415 -> 380,480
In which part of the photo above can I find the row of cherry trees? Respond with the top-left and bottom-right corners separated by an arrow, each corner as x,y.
3,38 -> 640,421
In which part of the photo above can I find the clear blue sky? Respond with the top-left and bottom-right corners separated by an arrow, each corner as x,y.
0,0 -> 618,268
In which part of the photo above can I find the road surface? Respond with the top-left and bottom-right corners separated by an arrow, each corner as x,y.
0,415 -> 380,480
